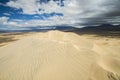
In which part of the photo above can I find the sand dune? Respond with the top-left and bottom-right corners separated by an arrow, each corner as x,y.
0,31 -> 120,80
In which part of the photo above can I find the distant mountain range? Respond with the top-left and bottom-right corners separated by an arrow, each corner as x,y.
54,24 -> 120,31
78,24 -> 120,31
71,24 -> 120,38
0,24 -> 120,33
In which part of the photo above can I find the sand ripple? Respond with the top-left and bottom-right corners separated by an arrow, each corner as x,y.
0,31 -> 120,80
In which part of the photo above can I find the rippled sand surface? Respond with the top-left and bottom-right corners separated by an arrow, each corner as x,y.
0,31 -> 120,80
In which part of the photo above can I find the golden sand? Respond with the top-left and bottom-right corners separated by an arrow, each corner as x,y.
0,31 -> 120,80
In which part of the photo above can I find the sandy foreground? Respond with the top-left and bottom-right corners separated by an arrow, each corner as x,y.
0,31 -> 120,80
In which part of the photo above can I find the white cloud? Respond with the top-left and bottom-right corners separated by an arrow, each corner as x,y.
6,0 -> 120,17
3,13 -> 11,16
7,0 -> 40,14
2,0 -> 120,28
0,17 -> 9,25
0,15 -> 83,28
0,17 -> 22,27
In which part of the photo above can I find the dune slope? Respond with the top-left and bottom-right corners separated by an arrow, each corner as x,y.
0,31 -> 120,80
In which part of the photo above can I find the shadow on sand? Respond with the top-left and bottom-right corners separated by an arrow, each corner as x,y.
0,32 -> 27,47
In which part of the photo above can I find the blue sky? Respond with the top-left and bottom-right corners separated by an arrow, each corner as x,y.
0,0 -> 64,20
0,0 -> 120,30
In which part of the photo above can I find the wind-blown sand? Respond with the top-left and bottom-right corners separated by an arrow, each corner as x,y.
0,31 -> 120,80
